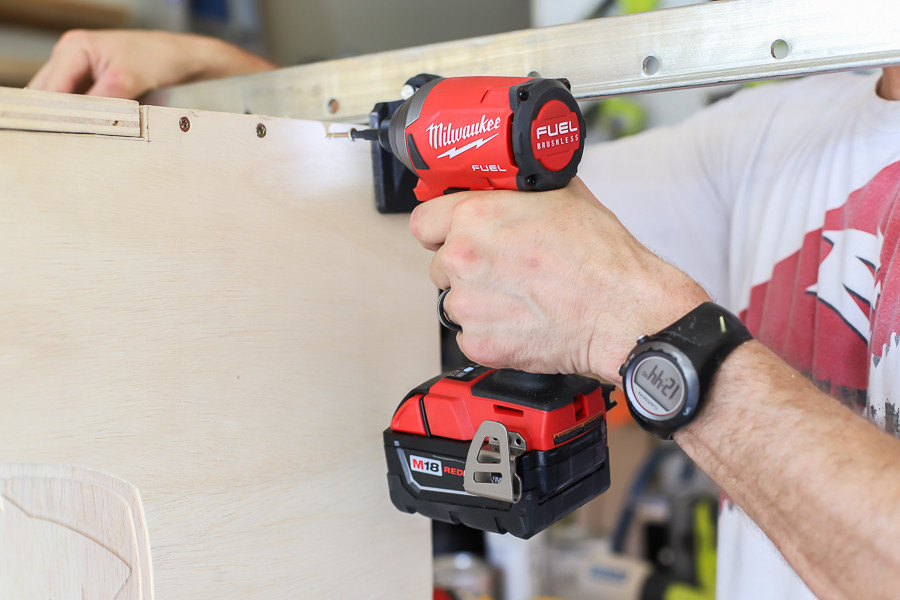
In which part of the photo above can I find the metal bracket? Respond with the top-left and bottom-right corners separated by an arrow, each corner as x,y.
158,0 -> 900,122
464,420 -> 526,503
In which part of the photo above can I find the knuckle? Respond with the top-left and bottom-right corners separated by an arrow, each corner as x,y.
459,336 -> 506,368
103,68 -> 138,95
441,241 -> 479,275
429,260 -> 449,288
407,207 -> 423,238
57,29 -> 90,49
449,197 -> 488,223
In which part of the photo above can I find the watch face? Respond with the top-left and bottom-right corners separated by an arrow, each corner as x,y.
628,355 -> 687,420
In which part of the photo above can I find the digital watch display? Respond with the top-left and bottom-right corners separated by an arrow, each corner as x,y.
628,355 -> 687,419
619,302 -> 752,439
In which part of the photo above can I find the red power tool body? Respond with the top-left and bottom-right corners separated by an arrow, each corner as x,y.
358,75 -> 585,202
364,76 -> 614,538
389,76 -> 583,200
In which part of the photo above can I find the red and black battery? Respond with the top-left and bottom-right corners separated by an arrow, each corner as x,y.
384,366 -> 615,539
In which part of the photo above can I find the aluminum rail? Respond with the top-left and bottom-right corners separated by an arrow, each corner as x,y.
155,0 -> 900,122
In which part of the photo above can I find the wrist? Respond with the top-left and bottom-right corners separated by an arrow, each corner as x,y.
588,280 -> 711,384
179,33 -> 275,83
675,339 -> 774,443
877,67 -> 900,101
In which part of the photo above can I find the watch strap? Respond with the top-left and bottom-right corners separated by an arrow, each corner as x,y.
621,302 -> 752,438
652,302 -> 752,392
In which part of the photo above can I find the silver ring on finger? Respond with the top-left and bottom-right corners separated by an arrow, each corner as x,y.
437,288 -> 462,332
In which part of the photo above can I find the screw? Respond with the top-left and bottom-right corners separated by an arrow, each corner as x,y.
518,89 -> 530,102
256,123 -> 267,138
179,116 -> 190,132
526,175 -> 537,187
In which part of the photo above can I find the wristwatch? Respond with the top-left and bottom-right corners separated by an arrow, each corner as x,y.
618,302 -> 752,439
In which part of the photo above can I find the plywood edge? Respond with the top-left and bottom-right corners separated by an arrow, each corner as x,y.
0,86 -> 140,137
0,463 -> 154,600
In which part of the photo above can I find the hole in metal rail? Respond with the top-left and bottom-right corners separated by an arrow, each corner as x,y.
642,55 -> 660,76
771,39 -> 790,59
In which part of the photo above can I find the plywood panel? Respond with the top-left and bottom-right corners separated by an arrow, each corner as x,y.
0,88 -> 437,599
0,464 -> 153,599
0,86 -> 140,136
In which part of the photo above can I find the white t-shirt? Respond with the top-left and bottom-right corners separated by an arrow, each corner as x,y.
578,71 -> 900,599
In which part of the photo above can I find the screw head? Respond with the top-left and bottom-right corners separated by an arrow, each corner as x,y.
179,116 -> 190,132
256,123 -> 267,138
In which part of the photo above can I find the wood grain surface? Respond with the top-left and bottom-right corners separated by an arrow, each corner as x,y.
0,86 -> 140,136
0,88 -> 438,599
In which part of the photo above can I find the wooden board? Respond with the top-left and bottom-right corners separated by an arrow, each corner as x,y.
0,86 -> 140,136
0,88 -> 438,599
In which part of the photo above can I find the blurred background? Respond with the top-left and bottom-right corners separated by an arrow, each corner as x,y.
0,0 -> 532,88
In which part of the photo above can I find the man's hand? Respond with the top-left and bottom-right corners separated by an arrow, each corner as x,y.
28,29 -> 276,100
409,177 -> 710,381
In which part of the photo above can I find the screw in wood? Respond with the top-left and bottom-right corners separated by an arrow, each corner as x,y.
179,117 -> 190,132
256,123 -> 267,138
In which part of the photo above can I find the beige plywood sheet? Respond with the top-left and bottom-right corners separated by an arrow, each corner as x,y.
0,89 -> 437,599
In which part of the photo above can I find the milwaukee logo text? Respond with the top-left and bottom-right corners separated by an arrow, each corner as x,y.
410,455 -> 442,476
428,115 -> 501,150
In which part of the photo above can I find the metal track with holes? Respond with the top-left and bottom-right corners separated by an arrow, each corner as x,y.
156,0 -> 900,122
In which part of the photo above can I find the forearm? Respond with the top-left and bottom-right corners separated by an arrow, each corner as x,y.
676,340 -> 900,600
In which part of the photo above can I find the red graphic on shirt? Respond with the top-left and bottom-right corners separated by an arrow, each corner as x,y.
870,166 -> 900,357
739,160 -> 900,405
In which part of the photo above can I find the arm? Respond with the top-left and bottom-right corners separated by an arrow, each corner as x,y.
681,340 -> 900,600
409,178 -> 900,600
28,29 -> 276,99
